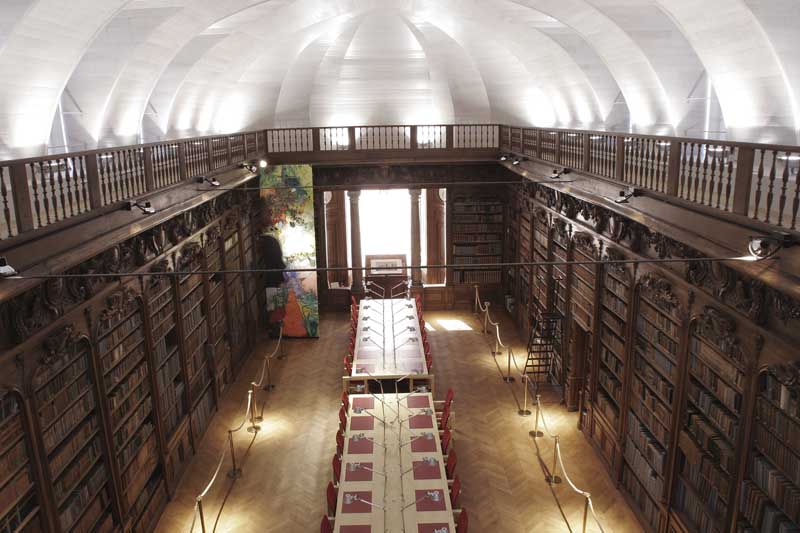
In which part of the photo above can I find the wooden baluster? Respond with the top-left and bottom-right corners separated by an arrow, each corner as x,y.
37,161 -> 51,224
123,149 -> 135,197
8,163 -> 35,233
100,154 -> 112,203
791,154 -> 800,229
700,144 -> 712,205
65,157 -> 78,216
74,156 -> 87,213
778,151 -> 791,226
765,151 -> 778,224
0,168 -> 12,235
688,143 -> 699,203
724,153 -> 734,212
709,148 -> 719,208
679,143 -> 690,198
116,151 -> 128,200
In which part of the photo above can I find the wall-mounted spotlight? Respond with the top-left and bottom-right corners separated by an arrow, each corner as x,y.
512,158 -> 522,166
0,257 -> 17,278
615,187 -> 642,204
126,201 -> 156,215
744,233 -> 796,261
550,168 -> 573,180
196,176 -> 220,187
499,154 -> 509,162
259,160 -> 268,169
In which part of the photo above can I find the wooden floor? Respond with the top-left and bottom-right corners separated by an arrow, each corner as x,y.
155,309 -> 643,532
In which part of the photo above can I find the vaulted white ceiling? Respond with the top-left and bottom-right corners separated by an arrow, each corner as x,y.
0,0 -> 797,158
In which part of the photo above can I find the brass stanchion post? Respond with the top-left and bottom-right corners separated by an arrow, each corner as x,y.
582,494 -> 591,533
227,430 -> 242,479
518,374 -> 531,416
251,383 -> 263,422
547,436 -> 562,484
502,346 -> 515,382
197,499 -> 206,533
530,394 -> 543,437
247,390 -> 261,433
263,356 -> 275,391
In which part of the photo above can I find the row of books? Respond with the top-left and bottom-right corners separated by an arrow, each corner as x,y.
35,353 -> 88,407
451,223 -> 503,234
184,304 -> 205,335
602,290 -> 627,319
452,203 -> 503,214
114,385 -> 151,446
39,372 -> 90,428
596,389 -> 620,428
624,434 -> 664,501
49,418 -> 97,480
130,475 -> 166,532
600,345 -> 624,378
452,214 -> 504,223
603,311 -> 625,338
756,422 -> 800,488
42,392 -> 95,453
452,233 -> 502,243
153,336 -> 177,369
453,270 -> 502,284
631,396 -> 670,448
687,380 -> 739,441
763,373 -> 800,422
148,283 -> 173,314
97,314 -> 142,359
0,466 -> 33,522
622,466 -> 661,531
627,411 -> 667,475
631,375 -> 672,435
691,354 -> 743,414
162,382 -> 186,440
119,423 -> 155,490
673,477 -> 720,533
634,353 -> 675,404
453,243 -> 503,255
691,337 -> 746,387
53,437 -> 102,505
604,270 -> 629,297
182,283 -> 204,317
191,387 -> 215,442
111,378 -> 148,431
105,344 -> 145,392
108,360 -> 148,412
601,325 -> 626,358
750,454 -> 800,524
757,398 -> 800,450
637,317 -> 680,358
452,256 -> 501,265
598,368 -> 622,405
639,300 -> 681,340
100,330 -> 144,376
740,480 -> 800,533
685,410 -> 736,475
58,464 -> 107,531
0,491 -> 37,533
680,444 -> 731,522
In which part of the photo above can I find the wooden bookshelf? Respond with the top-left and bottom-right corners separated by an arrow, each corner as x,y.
531,208 -> 550,317
672,305 -> 751,533
223,216 -> 248,369
31,327 -> 117,533
740,367 -> 800,532
450,194 -> 504,286
175,242 -> 216,446
203,224 -> 233,397
93,286 -> 166,530
621,273 -> 685,533
549,219 -> 570,387
516,197 -> 532,335
0,392 -> 42,533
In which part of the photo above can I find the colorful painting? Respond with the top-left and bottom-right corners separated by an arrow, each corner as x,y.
260,164 -> 319,338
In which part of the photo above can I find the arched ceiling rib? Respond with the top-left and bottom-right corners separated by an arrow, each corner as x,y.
0,0 -> 798,159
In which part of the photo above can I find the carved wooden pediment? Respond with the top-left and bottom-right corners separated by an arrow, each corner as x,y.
695,305 -> 761,366
41,324 -> 80,367
533,207 -> 549,227
572,232 -> 598,259
639,273 -> 680,313
98,287 -> 139,335
770,362 -> 800,388
603,247 -> 630,277
176,242 -> 203,272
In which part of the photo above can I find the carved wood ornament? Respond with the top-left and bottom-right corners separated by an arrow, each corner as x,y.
639,273 -> 681,315
97,287 -> 139,336
695,305 -> 762,367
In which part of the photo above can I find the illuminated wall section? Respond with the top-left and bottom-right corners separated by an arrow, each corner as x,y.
260,164 -> 319,338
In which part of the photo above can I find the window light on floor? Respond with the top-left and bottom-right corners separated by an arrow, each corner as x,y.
436,319 -> 472,331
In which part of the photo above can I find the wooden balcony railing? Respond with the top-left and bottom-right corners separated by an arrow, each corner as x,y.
500,126 -> 800,232
1,123 -> 798,244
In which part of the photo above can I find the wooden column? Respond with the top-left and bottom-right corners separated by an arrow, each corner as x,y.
348,190 -> 364,294
425,188 -> 446,284
325,191 -> 349,286
410,188 -> 422,287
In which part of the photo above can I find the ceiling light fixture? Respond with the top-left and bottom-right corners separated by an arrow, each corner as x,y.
550,168 -> 573,180
126,201 -> 156,215
742,233 -> 796,261
0,257 -> 17,278
196,176 -> 220,187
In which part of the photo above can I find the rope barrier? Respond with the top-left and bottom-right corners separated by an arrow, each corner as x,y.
474,285 -> 607,533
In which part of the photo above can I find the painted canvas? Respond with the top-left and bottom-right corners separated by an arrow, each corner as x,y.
260,164 -> 319,338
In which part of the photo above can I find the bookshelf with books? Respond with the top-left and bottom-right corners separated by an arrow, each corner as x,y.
175,241 -> 216,445
144,261 -> 192,495
565,232 -> 598,412
531,208 -> 550,317
0,392 -> 42,533
450,193 -> 505,287
549,219 -> 571,388
203,224 -> 233,397
740,366 -> 800,533
672,305 -> 752,533
622,271 -> 688,533
93,286 -> 166,529
30,325 -> 118,533
239,211 -> 259,352
516,196 -> 533,336
222,214 -> 248,370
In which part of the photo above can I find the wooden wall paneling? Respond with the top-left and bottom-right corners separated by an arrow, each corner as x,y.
425,188 -> 446,285
324,190 -> 349,287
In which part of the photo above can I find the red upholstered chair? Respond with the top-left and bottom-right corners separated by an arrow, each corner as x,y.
339,407 -> 348,432
439,410 -> 451,433
415,294 -> 423,312
446,450 -> 457,480
441,429 -> 452,456
341,391 -> 350,411
435,388 -> 454,413
332,454 -> 342,486
450,476 -> 462,509
456,508 -> 468,533
424,340 -> 432,356
351,295 -> 358,309
343,356 -> 353,376
327,481 -> 338,516
320,516 -> 333,533
335,430 -> 345,458
426,353 -> 433,373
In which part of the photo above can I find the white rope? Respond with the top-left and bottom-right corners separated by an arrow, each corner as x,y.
587,497 -> 607,533
198,449 -> 226,500
230,390 -> 253,434
189,501 -> 199,532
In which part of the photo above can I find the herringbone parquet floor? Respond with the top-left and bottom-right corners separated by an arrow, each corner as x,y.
154,309 -> 643,533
